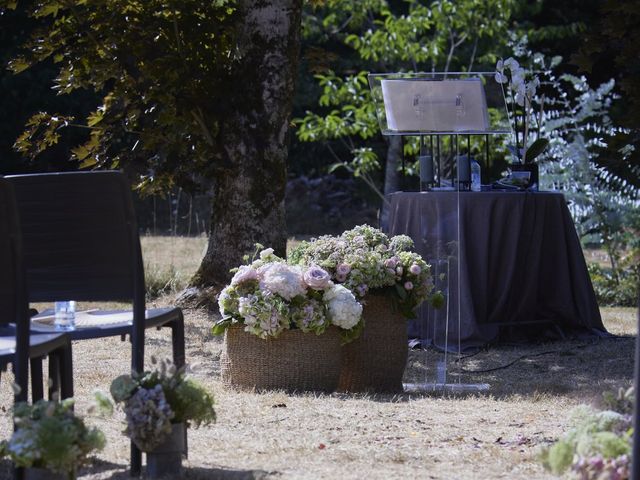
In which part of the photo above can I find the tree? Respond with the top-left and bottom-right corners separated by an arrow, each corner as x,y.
2,0 -> 304,300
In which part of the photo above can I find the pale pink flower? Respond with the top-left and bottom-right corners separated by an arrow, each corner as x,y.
384,258 -> 397,269
409,264 -> 421,275
404,281 -> 414,290
231,265 -> 258,285
336,263 -> 351,276
303,266 -> 331,290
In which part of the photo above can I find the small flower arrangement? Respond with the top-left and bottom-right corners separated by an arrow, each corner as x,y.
215,248 -> 363,341
495,57 -> 549,163
0,398 -> 105,476
110,358 -> 216,452
540,387 -> 633,479
289,225 -> 441,318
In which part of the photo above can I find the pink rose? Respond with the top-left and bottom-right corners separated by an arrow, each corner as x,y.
336,263 -> 351,276
409,264 -> 421,275
404,281 -> 414,290
303,266 -> 331,290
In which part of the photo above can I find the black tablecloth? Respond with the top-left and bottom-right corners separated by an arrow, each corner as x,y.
386,191 -> 606,350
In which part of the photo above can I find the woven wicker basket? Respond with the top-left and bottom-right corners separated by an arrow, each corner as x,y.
220,325 -> 341,392
338,294 -> 407,393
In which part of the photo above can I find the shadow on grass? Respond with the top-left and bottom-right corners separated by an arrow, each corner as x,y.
402,334 -> 635,402
0,458 -> 275,480
215,335 -> 635,405
79,458 -> 276,479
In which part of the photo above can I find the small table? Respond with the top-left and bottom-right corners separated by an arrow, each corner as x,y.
386,191 -> 606,350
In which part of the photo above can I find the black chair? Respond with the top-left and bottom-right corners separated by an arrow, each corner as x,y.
6,171 -> 186,477
0,177 -> 74,404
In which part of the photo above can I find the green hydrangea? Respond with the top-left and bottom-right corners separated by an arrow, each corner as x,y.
1,399 -> 105,475
540,397 -> 633,477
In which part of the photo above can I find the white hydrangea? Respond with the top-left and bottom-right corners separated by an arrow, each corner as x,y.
258,263 -> 307,300
323,284 -> 362,330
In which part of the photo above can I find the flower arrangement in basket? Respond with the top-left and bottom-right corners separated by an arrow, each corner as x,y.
214,247 -> 363,341
0,398 -> 105,478
289,225 -> 442,319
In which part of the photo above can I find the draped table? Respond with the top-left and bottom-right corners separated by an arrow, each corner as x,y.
386,191 -> 606,350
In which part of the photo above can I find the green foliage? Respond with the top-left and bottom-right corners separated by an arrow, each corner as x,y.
0,398 -> 105,475
110,357 -> 216,450
602,387 -> 635,416
131,357 -> 215,426
572,0 -> 640,190
2,0 -> 238,193
296,0 -> 515,193
540,402 -> 633,477
167,378 -> 217,428
587,263 -> 638,308
543,440 -> 574,474
525,48 -> 640,290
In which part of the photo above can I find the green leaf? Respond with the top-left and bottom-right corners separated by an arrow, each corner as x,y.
524,138 -> 550,162
328,162 -> 350,173
430,291 -> 445,309
394,282 -> 407,300
211,318 -> 232,336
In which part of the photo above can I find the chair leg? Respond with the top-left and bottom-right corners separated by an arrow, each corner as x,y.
170,314 -> 188,458
131,442 -> 142,477
171,315 -> 186,369
30,358 -> 44,401
48,352 -> 60,401
14,466 -> 24,480
59,342 -> 74,400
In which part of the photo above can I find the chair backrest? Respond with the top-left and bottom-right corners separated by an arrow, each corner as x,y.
0,178 -> 23,327
0,177 -> 30,401
6,171 -> 145,304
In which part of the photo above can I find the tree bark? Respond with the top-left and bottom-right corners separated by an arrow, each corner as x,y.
187,0 -> 302,302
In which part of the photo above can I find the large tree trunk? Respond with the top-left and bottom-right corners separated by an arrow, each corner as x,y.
187,0 -> 302,303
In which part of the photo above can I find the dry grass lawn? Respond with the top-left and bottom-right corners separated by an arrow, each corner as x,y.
0,236 -> 636,479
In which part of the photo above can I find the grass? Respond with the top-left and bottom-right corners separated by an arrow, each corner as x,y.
0,236 -> 637,479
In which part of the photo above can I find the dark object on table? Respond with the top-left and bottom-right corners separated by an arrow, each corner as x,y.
511,162 -> 539,191
386,191 -> 605,351
419,155 -> 435,191
6,171 -> 186,477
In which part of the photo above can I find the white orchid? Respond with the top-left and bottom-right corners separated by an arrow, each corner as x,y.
496,57 -> 549,163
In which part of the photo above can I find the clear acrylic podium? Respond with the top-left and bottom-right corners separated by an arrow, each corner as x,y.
369,72 -> 511,393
